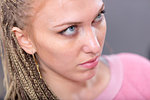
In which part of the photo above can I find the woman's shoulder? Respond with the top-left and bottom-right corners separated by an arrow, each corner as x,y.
104,52 -> 150,68
116,52 -> 150,67
105,52 -> 150,80
97,53 -> 150,99
114,52 -> 150,83
105,53 -> 150,99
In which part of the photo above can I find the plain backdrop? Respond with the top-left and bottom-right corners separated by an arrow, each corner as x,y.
103,0 -> 150,59
0,0 -> 150,99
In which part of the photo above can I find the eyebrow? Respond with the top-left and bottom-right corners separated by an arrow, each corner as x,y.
53,3 -> 105,28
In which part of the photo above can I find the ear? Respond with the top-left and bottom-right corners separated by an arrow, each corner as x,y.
12,27 -> 36,54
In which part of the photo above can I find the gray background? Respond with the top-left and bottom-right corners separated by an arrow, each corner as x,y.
0,0 -> 150,99
103,0 -> 150,58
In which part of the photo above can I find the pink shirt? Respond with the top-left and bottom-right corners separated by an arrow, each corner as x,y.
96,53 -> 150,100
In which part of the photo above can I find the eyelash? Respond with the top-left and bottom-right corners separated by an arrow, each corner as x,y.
59,10 -> 106,36
101,10 -> 106,14
58,25 -> 78,36
92,10 -> 105,24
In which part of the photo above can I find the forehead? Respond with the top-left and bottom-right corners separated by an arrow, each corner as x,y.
34,0 -> 103,10
32,0 -> 103,25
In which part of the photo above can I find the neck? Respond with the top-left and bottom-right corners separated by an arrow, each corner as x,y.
41,61 -> 110,100
42,67 -> 90,93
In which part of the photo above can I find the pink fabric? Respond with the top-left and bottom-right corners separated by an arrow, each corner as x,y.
96,53 -> 150,100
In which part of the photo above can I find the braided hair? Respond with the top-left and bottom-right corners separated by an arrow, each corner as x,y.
0,0 -> 58,99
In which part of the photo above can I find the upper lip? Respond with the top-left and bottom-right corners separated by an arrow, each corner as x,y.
80,56 -> 99,65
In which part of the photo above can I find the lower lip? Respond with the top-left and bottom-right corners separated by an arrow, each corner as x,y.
79,57 -> 99,69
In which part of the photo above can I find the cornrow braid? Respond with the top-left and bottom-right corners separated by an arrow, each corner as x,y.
0,0 -> 59,99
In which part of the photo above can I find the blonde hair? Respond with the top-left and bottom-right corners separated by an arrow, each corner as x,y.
0,0 -> 58,99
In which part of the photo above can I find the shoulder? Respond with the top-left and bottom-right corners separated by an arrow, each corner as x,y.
115,52 -> 150,86
117,52 -> 150,67
116,53 -> 150,78
104,52 -> 150,74
97,53 -> 150,100
111,53 -> 150,99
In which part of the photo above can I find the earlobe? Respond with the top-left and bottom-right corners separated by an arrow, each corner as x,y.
12,27 -> 36,54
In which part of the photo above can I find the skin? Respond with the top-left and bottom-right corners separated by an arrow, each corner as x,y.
12,0 -> 110,99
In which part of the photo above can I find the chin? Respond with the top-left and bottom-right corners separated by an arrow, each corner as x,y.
79,68 -> 97,82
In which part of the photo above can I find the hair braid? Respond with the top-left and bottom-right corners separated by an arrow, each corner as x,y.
0,0 -> 59,99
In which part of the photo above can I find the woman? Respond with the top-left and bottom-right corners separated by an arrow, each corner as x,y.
0,0 -> 150,100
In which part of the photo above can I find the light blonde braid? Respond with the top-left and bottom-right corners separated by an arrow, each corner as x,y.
0,0 -> 59,99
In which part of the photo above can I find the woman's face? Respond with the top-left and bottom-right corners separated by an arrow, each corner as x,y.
30,0 -> 106,82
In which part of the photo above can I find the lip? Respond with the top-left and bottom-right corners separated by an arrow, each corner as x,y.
79,56 -> 99,69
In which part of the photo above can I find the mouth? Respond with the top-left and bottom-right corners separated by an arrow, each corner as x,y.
79,56 -> 100,69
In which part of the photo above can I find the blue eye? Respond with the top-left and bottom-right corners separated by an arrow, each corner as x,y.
60,25 -> 77,36
94,13 -> 102,22
93,10 -> 105,23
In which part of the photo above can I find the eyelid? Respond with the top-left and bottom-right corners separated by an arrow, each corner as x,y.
92,9 -> 105,23
95,4 -> 105,18
59,25 -> 77,34
101,10 -> 106,14
96,9 -> 106,18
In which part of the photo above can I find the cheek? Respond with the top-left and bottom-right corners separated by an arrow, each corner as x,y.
35,35 -> 78,68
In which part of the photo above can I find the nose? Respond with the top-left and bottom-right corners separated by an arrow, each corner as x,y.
82,26 -> 101,55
